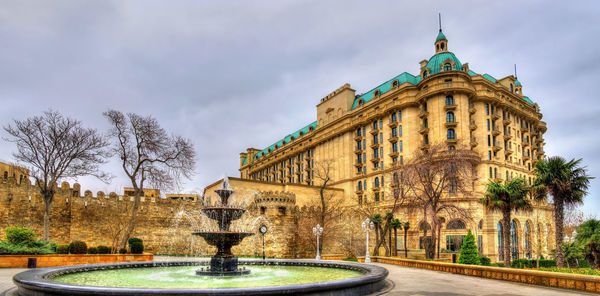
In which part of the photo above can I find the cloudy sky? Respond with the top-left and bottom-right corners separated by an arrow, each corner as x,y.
1,1 -> 599,215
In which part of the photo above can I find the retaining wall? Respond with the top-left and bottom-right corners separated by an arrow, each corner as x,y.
0,254 -> 153,268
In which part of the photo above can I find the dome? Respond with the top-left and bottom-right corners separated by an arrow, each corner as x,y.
514,79 -> 522,86
436,31 -> 447,41
425,52 -> 463,75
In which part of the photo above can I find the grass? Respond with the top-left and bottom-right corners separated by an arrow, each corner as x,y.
342,258 -> 358,262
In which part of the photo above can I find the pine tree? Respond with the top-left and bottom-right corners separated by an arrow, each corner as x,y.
457,230 -> 480,265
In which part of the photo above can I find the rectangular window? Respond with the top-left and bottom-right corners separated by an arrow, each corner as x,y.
373,121 -> 378,130
477,235 -> 483,254
488,151 -> 492,160
380,161 -> 383,170
379,133 -> 383,143
486,104 -> 490,115
392,127 -> 397,137
380,147 -> 383,157
373,134 -> 378,144
398,126 -> 402,137
379,119 -> 383,129
393,157 -> 398,163
392,142 -> 398,152
400,155 -> 403,164
487,119 -> 490,131
398,111 -> 402,122
489,167 -> 493,178
399,140 -> 403,152
446,235 -> 466,252
488,135 -> 491,146
391,113 -> 397,123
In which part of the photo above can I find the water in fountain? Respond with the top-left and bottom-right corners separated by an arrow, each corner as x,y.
192,177 -> 254,275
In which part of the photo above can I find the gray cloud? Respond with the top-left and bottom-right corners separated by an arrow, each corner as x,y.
1,0 -> 599,215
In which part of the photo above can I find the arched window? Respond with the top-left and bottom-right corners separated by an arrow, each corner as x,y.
358,99 -> 364,106
510,84 -> 514,93
444,63 -> 452,71
511,220 -> 519,260
497,222 -> 504,261
446,219 -> 466,229
419,221 -> 431,231
446,112 -> 455,123
374,177 -> 380,187
374,90 -> 381,97
358,181 -> 362,191
392,80 -> 399,87
445,95 -> 454,105
478,220 -> 483,230
423,70 -> 428,78
524,222 -> 532,259
447,129 -> 455,140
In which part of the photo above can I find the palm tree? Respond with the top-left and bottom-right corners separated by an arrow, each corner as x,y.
481,178 -> 531,267
370,214 -> 383,256
390,219 -> 402,256
532,157 -> 593,268
403,221 -> 410,258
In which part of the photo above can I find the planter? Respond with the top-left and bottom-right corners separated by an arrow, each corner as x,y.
0,253 -> 153,268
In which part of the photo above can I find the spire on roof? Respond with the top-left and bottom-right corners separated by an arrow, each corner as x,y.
434,14 -> 448,53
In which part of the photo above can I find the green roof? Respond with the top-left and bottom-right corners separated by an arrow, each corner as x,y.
468,70 -> 478,76
436,31 -> 447,41
350,72 -> 421,110
242,157 -> 247,166
426,52 -> 462,75
515,80 -> 522,86
482,73 -> 497,83
254,121 -> 317,160
522,96 -> 534,105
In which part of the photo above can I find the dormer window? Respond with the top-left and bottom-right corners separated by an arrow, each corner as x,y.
444,63 -> 452,71
392,80 -> 399,88
374,90 -> 381,97
510,84 -> 514,93
423,70 -> 428,78
358,99 -> 364,106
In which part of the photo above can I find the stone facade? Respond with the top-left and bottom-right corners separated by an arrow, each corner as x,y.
238,29 -> 555,261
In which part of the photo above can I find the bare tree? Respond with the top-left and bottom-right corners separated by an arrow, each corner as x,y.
3,110 -> 109,240
104,110 -> 195,249
401,143 -> 478,259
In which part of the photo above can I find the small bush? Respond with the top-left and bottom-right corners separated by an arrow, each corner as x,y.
479,256 -> 491,266
540,267 -> 600,276
119,248 -> 127,254
579,259 -> 590,268
128,238 -> 144,254
69,241 -> 88,254
56,244 -> 70,254
457,230 -> 480,265
491,263 -> 505,267
87,247 -> 98,254
130,242 -> 144,254
538,259 -> 556,268
511,258 -> 533,268
6,227 -> 37,246
0,241 -> 54,255
97,245 -> 111,254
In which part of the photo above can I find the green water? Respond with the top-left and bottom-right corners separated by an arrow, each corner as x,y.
53,265 -> 362,289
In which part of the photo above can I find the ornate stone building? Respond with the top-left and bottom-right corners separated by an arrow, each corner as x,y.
237,29 -> 555,261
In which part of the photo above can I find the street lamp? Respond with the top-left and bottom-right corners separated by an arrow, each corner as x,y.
362,217 -> 375,263
259,224 -> 268,260
313,224 -> 324,260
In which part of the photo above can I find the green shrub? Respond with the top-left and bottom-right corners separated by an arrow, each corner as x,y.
5,227 -> 37,246
119,248 -> 127,254
69,241 -> 87,254
56,244 -> 70,254
491,263 -> 505,267
538,259 -> 556,268
97,245 -> 111,254
540,267 -> 600,276
457,230 -> 480,265
130,242 -> 144,254
0,241 -> 54,255
579,259 -> 590,268
87,247 -> 98,254
511,258 -> 532,268
479,256 -> 491,266
128,238 -> 144,254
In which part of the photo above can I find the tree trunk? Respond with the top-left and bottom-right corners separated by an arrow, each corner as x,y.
387,223 -> 392,256
404,229 -> 408,258
42,192 -> 53,241
119,190 -> 141,249
503,210 -> 512,268
554,198 -> 565,268
373,223 -> 380,256
437,224 -> 441,259
393,228 -> 398,256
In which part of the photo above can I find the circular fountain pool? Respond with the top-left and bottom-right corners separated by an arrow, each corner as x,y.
13,260 -> 388,295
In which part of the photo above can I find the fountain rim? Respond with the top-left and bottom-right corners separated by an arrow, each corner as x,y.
13,259 -> 388,296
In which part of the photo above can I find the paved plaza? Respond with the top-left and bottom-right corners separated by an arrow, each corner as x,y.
0,260 -> 595,295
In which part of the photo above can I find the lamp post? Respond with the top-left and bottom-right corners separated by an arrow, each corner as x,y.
362,217 -> 374,263
259,224 -> 268,260
313,224 -> 323,260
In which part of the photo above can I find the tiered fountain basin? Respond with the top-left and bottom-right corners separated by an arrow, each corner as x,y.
13,260 -> 389,295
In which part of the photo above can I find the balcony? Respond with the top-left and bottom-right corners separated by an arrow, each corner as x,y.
446,138 -> 458,144
389,151 -> 399,157
522,141 -> 530,147
444,104 -> 457,111
388,121 -> 398,128
304,166 -> 311,171
470,137 -> 478,147
418,110 -> 429,118
505,147 -> 513,155
354,161 -> 363,168
388,134 -> 399,142
355,189 -> 364,195
370,143 -> 381,149
493,141 -> 502,152
354,134 -> 363,141
469,120 -> 477,130
492,113 -> 501,120
523,154 -> 530,161
492,126 -> 501,136
419,125 -> 429,134
355,169 -> 363,176
503,118 -> 511,126
445,121 -> 458,128
536,136 -> 544,143
503,133 -> 512,140
354,148 -> 363,154
370,157 -> 381,163
295,170 -> 301,175
420,141 -> 430,150
370,128 -> 380,135
469,103 -> 476,114
520,126 -> 529,133
372,186 -> 381,192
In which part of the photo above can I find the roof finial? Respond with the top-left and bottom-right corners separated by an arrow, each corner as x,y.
438,13 -> 442,32
514,64 -> 518,80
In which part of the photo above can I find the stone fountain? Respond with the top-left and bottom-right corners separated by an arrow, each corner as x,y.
192,178 -> 254,275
